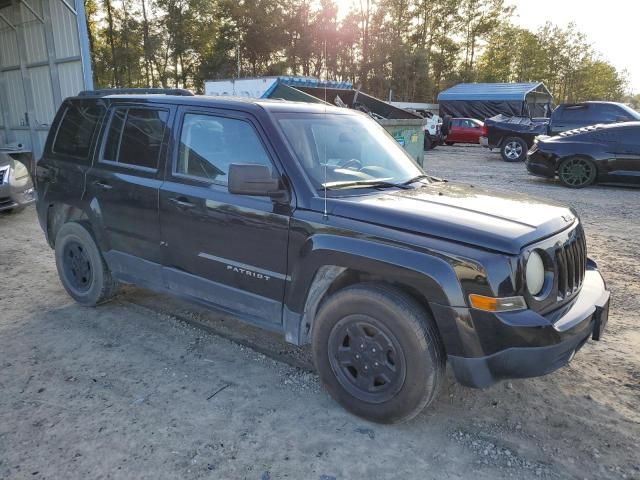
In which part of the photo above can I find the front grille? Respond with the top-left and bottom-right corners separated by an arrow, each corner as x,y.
0,169 -> 5,184
555,228 -> 587,299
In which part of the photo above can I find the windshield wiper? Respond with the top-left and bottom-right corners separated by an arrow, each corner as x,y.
320,179 -> 413,190
400,174 -> 446,185
400,174 -> 431,185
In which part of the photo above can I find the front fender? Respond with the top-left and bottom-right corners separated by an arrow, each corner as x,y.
282,232 -> 470,346
287,234 -> 465,312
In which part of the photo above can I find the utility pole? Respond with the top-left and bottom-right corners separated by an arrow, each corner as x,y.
237,38 -> 241,79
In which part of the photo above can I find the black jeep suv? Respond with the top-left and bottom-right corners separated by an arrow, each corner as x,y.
35,91 -> 610,423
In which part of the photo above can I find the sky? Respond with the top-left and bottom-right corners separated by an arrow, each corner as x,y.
336,0 -> 639,94
506,0 -> 639,94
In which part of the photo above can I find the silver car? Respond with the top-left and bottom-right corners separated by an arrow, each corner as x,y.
0,153 -> 35,213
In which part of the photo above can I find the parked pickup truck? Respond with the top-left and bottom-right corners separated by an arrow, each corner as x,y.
482,101 -> 640,162
36,90 -> 610,423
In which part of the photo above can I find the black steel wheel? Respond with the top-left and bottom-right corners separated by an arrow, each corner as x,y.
312,283 -> 445,424
328,315 -> 406,404
55,222 -> 117,306
558,157 -> 597,188
62,240 -> 93,292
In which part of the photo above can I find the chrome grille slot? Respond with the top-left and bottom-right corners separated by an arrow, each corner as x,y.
556,228 -> 587,299
0,169 -> 5,184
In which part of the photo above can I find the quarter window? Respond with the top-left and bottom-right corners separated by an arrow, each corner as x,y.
103,107 -> 169,170
52,102 -> 105,161
176,113 -> 272,183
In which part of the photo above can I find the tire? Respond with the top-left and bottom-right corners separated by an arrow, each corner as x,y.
445,141 -> 454,146
54,222 -> 117,306
2,206 -> 24,215
441,115 -> 452,137
423,135 -> 432,151
558,156 -> 597,188
500,137 -> 528,162
311,283 -> 445,424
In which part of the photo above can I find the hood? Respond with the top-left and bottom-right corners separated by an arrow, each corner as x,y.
322,182 -> 577,254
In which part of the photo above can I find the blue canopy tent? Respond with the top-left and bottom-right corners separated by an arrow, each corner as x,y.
437,82 -> 553,120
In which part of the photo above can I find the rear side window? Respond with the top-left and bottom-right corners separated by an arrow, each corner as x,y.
52,102 -> 105,161
102,107 -> 169,170
556,106 -> 588,123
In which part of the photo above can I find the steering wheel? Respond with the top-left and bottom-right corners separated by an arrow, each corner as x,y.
337,158 -> 363,170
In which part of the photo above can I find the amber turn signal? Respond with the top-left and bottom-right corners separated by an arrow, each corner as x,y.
468,294 -> 527,312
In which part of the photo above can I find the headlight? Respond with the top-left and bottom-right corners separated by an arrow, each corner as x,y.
10,159 -> 30,181
525,251 -> 545,296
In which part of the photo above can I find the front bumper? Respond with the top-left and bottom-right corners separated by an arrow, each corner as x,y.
0,183 -> 35,212
433,266 -> 610,388
525,149 -> 557,178
0,162 -> 35,212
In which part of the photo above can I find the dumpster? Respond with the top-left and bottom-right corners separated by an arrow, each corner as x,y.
377,119 -> 425,164
262,78 -> 426,166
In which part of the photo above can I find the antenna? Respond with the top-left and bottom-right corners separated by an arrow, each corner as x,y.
322,39 -> 328,220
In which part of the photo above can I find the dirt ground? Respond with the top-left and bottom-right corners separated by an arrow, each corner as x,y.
1,145 -> 638,480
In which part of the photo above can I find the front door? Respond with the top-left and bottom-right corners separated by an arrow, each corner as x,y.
86,105 -> 172,267
159,107 -> 291,326
610,126 -> 640,185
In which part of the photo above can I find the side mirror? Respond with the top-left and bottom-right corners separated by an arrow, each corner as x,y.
228,164 -> 284,199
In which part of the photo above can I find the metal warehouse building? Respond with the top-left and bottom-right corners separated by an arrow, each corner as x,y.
0,0 -> 92,160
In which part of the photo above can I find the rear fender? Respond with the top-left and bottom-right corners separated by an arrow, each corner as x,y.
43,201 -> 109,252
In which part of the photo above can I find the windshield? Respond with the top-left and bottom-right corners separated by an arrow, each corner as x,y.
276,112 -> 424,190
619,103 -> 640,120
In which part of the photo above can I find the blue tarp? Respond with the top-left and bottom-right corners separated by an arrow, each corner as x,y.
437,82 -> 552,119
437,83 -> 550,101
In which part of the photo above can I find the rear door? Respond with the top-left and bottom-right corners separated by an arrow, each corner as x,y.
158,106 -> 291,326
86,104 -> 172,272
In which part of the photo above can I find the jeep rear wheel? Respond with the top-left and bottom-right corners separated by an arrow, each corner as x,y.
55,222 -> 117,306
501,137 -> 528,162
312,283 -> 445,424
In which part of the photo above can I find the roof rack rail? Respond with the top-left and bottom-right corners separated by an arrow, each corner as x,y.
78,88 -> 195,97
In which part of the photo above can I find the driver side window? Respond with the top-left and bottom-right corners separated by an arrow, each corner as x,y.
176,113 -> 272,184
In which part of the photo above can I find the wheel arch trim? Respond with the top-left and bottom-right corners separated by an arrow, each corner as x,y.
283,234 -> 465,345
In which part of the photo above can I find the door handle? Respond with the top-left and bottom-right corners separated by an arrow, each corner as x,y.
93,180 -> 113,190
169,197 -> 195,209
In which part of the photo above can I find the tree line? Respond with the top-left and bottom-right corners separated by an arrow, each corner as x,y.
85,0 -> 630,104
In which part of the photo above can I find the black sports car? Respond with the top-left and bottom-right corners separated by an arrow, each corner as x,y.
526,122 -> 640,188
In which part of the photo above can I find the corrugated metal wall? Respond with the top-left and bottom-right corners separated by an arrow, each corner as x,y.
0,0 -> 92,159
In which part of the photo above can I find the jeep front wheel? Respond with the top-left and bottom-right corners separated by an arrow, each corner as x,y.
312,283 -> 445,424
